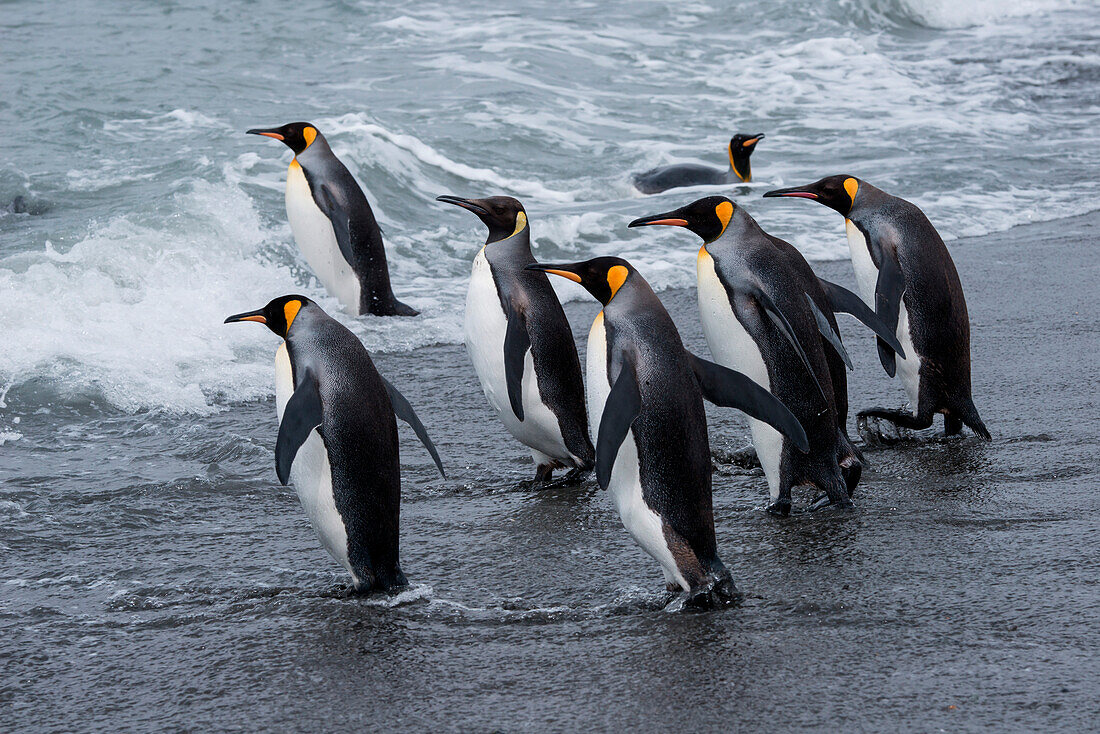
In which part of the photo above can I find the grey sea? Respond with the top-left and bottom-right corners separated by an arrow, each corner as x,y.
2,0 -> 1099,731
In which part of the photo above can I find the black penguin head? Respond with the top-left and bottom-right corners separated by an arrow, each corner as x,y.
628,196 -> 738,243
437,195 -> 527,243
246,122 -> 321,156
224,295 -> 315,338
526,257 -> 634,306
764,175 -> 861,215
728,133 -> 764,182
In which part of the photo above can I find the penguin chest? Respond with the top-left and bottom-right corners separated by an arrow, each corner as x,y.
274,344 -> 354,581
846,220 -> 921,409
696,252 -> 783,499
586,314 -> 688,590
464,251 -> 571,462
845,219 -> 879,307
285,162 -> 362,314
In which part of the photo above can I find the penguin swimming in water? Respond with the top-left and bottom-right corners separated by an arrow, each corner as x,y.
630,197 -> 903,513
633,133 -> 764,195
247,122 -> 417,317
225,295 -> 444,592
764,176 -> 990,441
437,195 -> 594,483
529,257 -> 807,606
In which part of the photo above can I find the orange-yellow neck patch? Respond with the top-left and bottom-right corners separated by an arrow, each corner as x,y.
283,299 -> 302,332
511,211 -> 527,237
607,264 -> 629,298
302,126 -> 317,148
714,200 -> 735,237
844,177 -> 859,207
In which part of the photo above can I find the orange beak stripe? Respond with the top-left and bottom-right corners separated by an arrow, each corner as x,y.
238,315 -> 267,323
543,269 -> 582,283
742,137 -> 760,147
256,132 -> 284,141
643,218 -> 689,227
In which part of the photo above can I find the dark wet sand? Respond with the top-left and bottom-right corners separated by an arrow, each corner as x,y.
4,212 -> 1099,732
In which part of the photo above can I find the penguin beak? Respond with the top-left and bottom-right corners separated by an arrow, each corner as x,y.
628,212 -> 690,228
246,128 -> 285,141
742,133 -> 765,148
763,185 -> 818,200
436,195 -> 489,217
525,262 -> 583,283
224,309 -> 267,324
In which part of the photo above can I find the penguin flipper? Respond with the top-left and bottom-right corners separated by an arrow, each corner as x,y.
313,183 -> 357,268
503,302 -> 530,422
751,287 -> 829,405
686,353 -> 809,453
804,293 -> 852,370
595,358 -> 642,490
874,249 -> 906,378
275,368 -> 324,486
380,376 -> 446,478
817,277 -> 905,357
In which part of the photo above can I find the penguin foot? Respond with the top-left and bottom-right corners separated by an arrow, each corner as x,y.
857,412 -> 909,445
766,498 -> 792,517
682,575 -> 741,611
665,575 -> 741,612
533,463 -> 556,483
810,494 -> 855,512
369,299 -> 419,317
559,466 -> 591,485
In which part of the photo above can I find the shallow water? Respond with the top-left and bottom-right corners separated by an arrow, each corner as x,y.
2,0 -> 1100,730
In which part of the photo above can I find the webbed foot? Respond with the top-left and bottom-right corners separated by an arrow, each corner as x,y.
766,498 -> 792,517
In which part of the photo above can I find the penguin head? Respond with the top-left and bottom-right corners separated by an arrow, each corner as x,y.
628,196 -> 739,243
246,122 -> 321,156
729,133 -> 764,182
224,295 -> 315,338
526,257 -> 634,306
437,195 -> 528,243
764,175 -> 861,214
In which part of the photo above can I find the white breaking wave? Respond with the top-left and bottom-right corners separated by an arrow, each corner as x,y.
0,0 -> 1096,418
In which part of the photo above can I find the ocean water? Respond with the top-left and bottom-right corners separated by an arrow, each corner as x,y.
2,0 -> 1099,729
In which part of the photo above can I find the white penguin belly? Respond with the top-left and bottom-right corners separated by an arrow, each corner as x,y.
846,220 -> 921,414
274,343 -> 355,582
463,250 -> 573,465
696,252 -> 783,500
285,161 -> 362,315
586,313 -> 688,590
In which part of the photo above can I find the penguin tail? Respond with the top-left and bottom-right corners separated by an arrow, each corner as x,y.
951,396 -> 991,442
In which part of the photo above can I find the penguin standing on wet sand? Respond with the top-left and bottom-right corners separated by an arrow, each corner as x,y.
437,195 -> 594,483
529,257 -> 807,606
630,198 -> 903,513
765,176 -> 990,440
633,133 -> 765,195
225,295 -> 444,592
247,122 -> 417,317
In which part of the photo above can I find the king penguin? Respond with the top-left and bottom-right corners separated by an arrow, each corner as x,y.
225,295 -> 444,592
765,176 -> 991,441
528,257 -> 807,606
633,133 -> 764,195
247,122 -> 417,317
631,198 -> 903,513
437,195 -> 594,483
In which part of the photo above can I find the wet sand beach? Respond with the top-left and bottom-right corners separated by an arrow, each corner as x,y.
3,211 -> 1098,731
